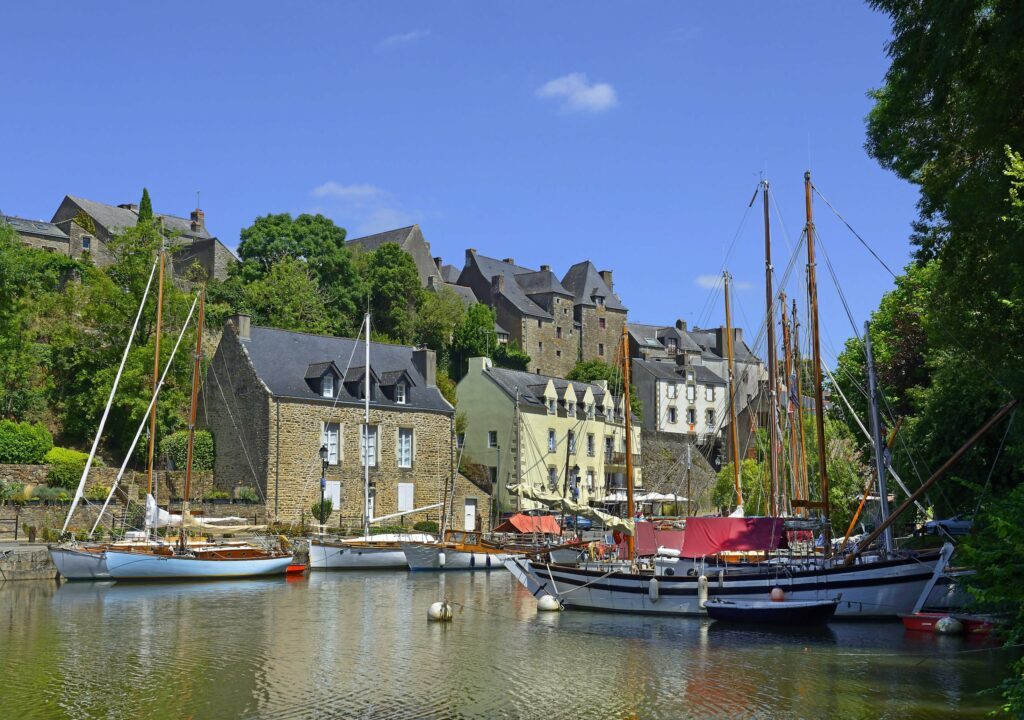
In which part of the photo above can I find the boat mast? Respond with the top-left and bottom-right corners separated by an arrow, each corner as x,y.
793,299 -> 810,508
178,288 -> 205,553
804,171 -> 831,552
863,321 -> 894,555
146,248 -> 165,508
780,293 -> 801,511
762,181 -> 780,516
724,272 -> 743,508
621,324 -> 636,561
363,313 -> 371,538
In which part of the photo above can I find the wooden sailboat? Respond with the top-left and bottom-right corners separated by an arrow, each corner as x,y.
104,290 -> 294,580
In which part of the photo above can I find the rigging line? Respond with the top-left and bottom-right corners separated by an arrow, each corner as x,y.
697,274 -> 725,329
697,182 -> 762,327
769,184 -> 796,256
816,230 -> 862,342
812,183 -> 898,279
749,232 -> 807,358
972,408 -> 1016,516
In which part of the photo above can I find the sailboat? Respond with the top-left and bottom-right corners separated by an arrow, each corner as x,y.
504,173 -> 976,618
308,313 -> 438,571
103,290 -> 294,580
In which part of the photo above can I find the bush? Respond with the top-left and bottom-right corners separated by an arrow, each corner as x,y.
85,485 -> 110,502
33,486 -> 71,503
161,430 -> 214,472
0,479 -> 24,503
44,447 -> 97,490
311,498 -> 333,523
0,420 -> 53,464
235,486 -> 260,503
413,520 -> 439,533
369,524 -> 406,536
204,490 -> 230,501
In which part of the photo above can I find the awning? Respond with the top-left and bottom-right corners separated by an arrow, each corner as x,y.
493,513 -> 562,535
506,483 -> 635,534
680,517 -> 788,558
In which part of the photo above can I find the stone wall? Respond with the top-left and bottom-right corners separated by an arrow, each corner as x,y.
518,294 -> 577,377
579,305 -> 626,367
0,463 -> 216,500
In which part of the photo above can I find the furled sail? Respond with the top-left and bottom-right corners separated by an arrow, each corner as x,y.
145,495 -> 265,534
506,483 -> 635,534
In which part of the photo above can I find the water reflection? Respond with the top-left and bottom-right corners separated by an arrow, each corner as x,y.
0,572 -> 1011,719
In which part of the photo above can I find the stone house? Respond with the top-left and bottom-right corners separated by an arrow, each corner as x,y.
456,357 -> 642,513
1,213 -> 113,265
560,261 -> 628,367
200,316 -> 490,530
347,224 -> 443,288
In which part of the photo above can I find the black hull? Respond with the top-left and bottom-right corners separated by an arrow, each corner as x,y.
704,600 -> 839,626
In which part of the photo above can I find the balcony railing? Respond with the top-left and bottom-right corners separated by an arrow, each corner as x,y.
604,452 -> 641,467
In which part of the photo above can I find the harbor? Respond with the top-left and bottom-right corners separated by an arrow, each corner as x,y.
0,570 -> 1010,719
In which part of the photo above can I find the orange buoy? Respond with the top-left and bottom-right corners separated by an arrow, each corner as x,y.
770,587 -> 785,602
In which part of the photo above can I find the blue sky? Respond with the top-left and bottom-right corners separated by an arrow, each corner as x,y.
1,2 -> 915,364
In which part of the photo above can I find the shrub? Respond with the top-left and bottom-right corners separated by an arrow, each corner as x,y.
0,420 -> 53,464
310,498 -> 333,523
369,524 -> 406,536
85,485 -> 110,502
0,479 -> 24,503
161,430 -> 214,472
44,447 -> 98,490
413,520 -> 439,533
235,486 -> 260,503
33,486 -> 71,503
204,490 -> 230,501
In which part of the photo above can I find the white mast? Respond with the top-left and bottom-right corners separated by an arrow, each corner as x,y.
363,313 -> 371,537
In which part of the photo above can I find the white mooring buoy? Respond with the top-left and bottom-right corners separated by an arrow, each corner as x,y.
697,575 -> 709,608
537,594 -> 561,612
428,600 -> 453,622
934,616 -> 964,635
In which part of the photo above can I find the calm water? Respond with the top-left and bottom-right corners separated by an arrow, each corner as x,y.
0,571 -> 1012,719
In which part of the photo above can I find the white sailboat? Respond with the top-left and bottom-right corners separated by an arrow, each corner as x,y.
309,313 -> 439,571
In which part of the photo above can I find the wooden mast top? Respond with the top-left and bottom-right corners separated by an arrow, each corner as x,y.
804,171 -> 831,551
178,289 -> 205,552
724,272 -> 743,508
762,180 -> 780,516
145,249 -> 165,498
621,324 -> 636,561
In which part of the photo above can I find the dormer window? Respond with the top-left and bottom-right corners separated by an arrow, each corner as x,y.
396,382 -> 406,404
322,373 -> 334,399
586,404 -> 594,419
547,398 -> 556,414
568,402 -> 576,416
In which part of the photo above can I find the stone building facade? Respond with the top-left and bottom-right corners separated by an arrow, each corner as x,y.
200,317 -> 489,529
561,261 -> 628,366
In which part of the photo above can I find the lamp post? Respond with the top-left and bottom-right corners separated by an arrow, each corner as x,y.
571,464 -> 580,538
318,444 -> 329,528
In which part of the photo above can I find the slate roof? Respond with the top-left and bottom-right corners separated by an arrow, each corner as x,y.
632,359 -> 681,380
690,327 -> 760,364
657,326 -> 701,352
437,282 -> 478,307
347,225 -> 417,252
239,326 -> 451,412
628,323 -> 666,349
304,361 -> 339,381
1,215 -> 68,240
515,269 -> 573,298
694,364 -> 727,386
440,264 -> 461,284
561,261 -> 626,311
66,195 -> 212,239
484,366 -> 609,409
378,369 -> 413,387
470,254 -> 551,319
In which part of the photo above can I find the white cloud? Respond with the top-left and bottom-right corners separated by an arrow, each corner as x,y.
695,274 -> 753,290
311,182 -> 382,200
536,72 -> 618,114
377,29 -> 430,51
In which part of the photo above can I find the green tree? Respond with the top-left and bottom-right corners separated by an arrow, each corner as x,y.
566,359 -> 642,417
138,187 -> 153,224
366,242 -> 422,343
493,341 -> 531,371
451,303 -> 497,379
414,287 -> 465,372
242,257 -> 331,334
712,458 -> 768,515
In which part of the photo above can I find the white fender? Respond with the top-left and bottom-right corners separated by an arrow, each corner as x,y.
697,575 -> 709,609
438,550 -> 446,568
648,577 -> 660,603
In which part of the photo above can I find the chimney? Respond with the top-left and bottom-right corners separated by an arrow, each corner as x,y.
427,275 -> 436,289
675,319 -> 686,331
503,257 -> 515,265
433,256 -> 443,272
118,203 -> 140,213
412,348 -> 437,387
465,248 -> 477,265
229,313 -> 251,341
190,208 -> 206,233
599,269 -> 613,290
540,264 -> 551,272
490,274 -> 505,297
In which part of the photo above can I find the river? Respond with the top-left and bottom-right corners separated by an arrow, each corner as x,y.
0,570 -> 1010,719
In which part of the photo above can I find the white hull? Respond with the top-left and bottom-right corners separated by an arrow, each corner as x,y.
505,548 -> 951,619
49,546 -> 110,580
104,550 -> 294,580
309,541 -> 408,570
401,542 -> 508,571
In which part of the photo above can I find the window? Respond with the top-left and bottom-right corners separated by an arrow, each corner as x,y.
687,372 -> 695,383
548,429 -> 556,453
487,430 -> 498,448
667,338 -> 677,350
556,350 -> 561,358
556,327 -> 562,339
599,317 -> 606,329
82,235 -> 92,250
605,436 -> 613,458
457,433 -> 465,449
548,466 -> 558,489
360,425 -> 378,467
587,434 -> 595,457
668,407 -> 677,424
397,428 -> 413,468
667,382 -> 678,399
586,469 -> 595,491
322,373 -> 334,398
686,409 -> 696,425
586,404 -> 595,419
537,319 -> 543,328
686,384 -> 696,402
568,430 -> 576,454
596,296 -> 605,307
598,343 -> 605,356
539,341 -> 543,351
398,482 -> 414,512
547,398 -> 556,414
322,422 -> 340,465
705,386 -> 714,402
396,382 -> 407,404
568,401 -> 575,416
706,409 -> 715,427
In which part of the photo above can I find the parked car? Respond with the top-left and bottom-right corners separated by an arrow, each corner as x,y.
557,515 -> 593,531
919,515 -> 973,537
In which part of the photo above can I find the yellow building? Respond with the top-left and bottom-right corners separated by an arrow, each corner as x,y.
456,357 -> 641,513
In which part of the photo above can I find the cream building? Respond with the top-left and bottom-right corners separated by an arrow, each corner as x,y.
456,357 -> 641,513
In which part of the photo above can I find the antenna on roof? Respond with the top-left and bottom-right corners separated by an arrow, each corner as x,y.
196,190 -> 200,209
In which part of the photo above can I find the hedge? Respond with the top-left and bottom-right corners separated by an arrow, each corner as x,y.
160,430 -> 214,472
45,447 -> 100,490
0,420 -> 53,464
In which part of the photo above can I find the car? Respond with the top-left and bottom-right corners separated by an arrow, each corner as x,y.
919,515 -> 973,537
558,514 -> 593,531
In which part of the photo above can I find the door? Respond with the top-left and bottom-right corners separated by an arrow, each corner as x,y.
464,498 -> 477,531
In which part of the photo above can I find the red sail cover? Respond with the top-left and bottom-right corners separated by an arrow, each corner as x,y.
614,521 -> 658,556
680,517 -> 787,558
492,513 -> 562,535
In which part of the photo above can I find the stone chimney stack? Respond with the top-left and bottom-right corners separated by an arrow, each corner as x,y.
229,313 -> 251,341
675,319 -> 686,331
599,269 -> 613,290
490,274 -> 505,297
412,348 -> 437,387
540,264 -> 551,272
433,256 -> 443,272
465,248 -> 477,265
503,257 -> 515,265
118,203 -> 140,212
190,208 -> 206,234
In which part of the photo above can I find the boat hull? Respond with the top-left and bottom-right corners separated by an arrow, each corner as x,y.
505,551 -> 948,619
309,541 -> 408,570
104,550 -> 294,580
704,599 -> 839,625
48,546 -> 110,581
401,542 -> 508,571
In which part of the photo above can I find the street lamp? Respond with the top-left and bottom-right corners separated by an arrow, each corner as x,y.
571,464 -> 581,537
318,444 -> 329,527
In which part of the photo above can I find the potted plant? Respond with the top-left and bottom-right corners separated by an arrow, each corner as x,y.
235,486 -> 260,504
204,490 -> 231,505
